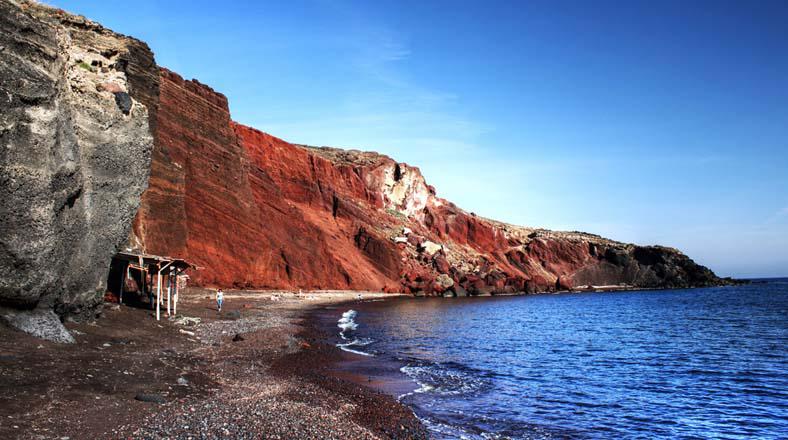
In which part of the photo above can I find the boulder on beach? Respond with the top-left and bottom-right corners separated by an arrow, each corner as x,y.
135,393 -> 167,404
0,308 -> 75,343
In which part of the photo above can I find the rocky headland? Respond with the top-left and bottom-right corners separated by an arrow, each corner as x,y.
0,0 -> 734,341
0,0 -> 157,340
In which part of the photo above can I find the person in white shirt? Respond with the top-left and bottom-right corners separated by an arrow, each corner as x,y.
216,288 -> 224,312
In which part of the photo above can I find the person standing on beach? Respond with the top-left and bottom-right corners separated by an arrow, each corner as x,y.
216,288 -> 224,312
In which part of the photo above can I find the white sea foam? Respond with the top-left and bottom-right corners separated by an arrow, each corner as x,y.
413,413 -> 481,440
337,309 -> 359,332
337,342 -> 375,357
400,363 -> 488,397
337,320 -> 358,332
339,337 -> 373,347
336,310 -> 373,356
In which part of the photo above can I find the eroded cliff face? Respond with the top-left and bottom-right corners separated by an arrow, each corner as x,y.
299,148 -> 722,295
129,66 -> 723,296
0,0 -> 157,341
129,70 -> 394,290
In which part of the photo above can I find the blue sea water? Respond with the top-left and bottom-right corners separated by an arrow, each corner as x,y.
331,280 -> 788,439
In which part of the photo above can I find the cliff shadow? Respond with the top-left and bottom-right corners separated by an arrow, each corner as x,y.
105,259 -> 156,310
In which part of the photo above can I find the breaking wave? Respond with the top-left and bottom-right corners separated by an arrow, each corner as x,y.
400,360 -> 490,397
336,309 -> 374,356
337,309 -> 358,333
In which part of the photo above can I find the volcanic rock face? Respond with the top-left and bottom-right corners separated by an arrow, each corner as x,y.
130,68 -> 724,295
129,79 -> 399,290
1,0 -> 726,341
0,1 -> 157,339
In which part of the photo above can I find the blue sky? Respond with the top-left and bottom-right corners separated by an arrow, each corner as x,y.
52,0 -> 788,278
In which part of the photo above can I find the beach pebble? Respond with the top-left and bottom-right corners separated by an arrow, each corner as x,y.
135,393 -> 167,404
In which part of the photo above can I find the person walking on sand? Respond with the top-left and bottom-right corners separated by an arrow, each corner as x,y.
216,288 -> 224,312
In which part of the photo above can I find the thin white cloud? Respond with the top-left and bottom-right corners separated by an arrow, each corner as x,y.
763,206 -> 788,225
252,2 -> 491,177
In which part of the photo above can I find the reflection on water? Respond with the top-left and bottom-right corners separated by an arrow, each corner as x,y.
330,280 -> 788,439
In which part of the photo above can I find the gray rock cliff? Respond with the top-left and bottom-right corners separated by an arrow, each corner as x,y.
0,0 -> 158,341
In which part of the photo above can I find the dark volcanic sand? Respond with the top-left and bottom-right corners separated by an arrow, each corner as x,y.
271,309 -> 427,440
0,290 -> 426,439
307,306 -> 419,400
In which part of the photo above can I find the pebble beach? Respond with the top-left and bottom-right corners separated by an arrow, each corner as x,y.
0,289 -> 426,439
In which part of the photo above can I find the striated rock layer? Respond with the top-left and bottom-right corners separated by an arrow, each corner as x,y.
0,0 -> 157,340
130,69 -> 726,295
129,71 -> 398,291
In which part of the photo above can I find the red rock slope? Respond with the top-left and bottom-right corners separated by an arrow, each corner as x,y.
129,68 -> 725,295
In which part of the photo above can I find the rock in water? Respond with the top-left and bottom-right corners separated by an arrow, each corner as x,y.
0,0 -> 158,339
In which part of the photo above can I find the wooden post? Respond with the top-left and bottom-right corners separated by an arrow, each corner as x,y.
119,262 -> 127,305
156,264 -> 161,321
173,268 -> 178,316
166,272 -> 171,316
157,260 -> 175,320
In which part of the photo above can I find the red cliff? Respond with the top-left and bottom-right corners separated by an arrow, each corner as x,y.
129,68 -> 724,295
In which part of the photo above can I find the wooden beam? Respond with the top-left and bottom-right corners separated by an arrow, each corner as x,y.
173,268 -> 179,315
166,272 -> 171,317
156,263 -> 162,321
119,263 -> 127,305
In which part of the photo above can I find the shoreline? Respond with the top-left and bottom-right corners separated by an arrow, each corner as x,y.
292,285 -> 747,440
0,284 -> 748,438
270,297 -> 427,438
297,297 -> 421,398
0,289 -> 426,439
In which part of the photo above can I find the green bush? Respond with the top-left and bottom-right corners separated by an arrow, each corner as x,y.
77,61 -> 94,72
386,208 -> 406,220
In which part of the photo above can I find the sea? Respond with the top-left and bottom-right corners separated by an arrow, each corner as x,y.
320,279 -> 788,439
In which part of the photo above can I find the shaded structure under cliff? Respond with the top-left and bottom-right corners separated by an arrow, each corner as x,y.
107,251 -> 195,320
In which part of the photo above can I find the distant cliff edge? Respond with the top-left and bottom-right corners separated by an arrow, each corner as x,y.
0,0 -> 733,341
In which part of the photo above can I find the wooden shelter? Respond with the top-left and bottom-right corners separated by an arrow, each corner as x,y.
110,251 -> 195,320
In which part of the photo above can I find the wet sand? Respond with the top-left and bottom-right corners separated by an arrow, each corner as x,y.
305,304 -> 420,400
0,289 -> 426,439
